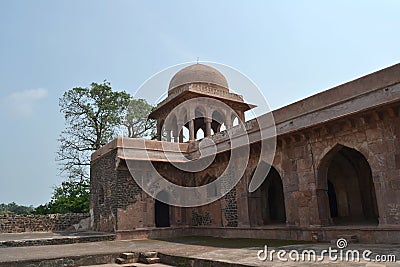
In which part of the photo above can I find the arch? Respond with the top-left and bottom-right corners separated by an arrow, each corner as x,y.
164,113 -> 178,142
182,126 -> 189,142
155,191 -> 170,227
175,110 -> 189,143
248,164 -> 286,226
201,174 -> 218,198
232,117 -> 239,126
212,110 -> 224,123
195,106 -> 206,118
165,112 -> 177,130
317,142 -> 371,174
170,114 -> 178,142
212,110 -> 224,134
317,144 -> 378,225
196,128 -> 205,140
178,106 -> 188,120
193,107 -> 207,138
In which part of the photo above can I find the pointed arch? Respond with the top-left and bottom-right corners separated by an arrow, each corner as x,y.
232,116 -> 239,126
317,144 -> 378,225
196,128 -> 205,140
182,126 -> 189,142
212,110 -> 224,134
248,163 -> 286,226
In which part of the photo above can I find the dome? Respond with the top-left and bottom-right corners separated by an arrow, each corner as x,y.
168,63 -> 229,91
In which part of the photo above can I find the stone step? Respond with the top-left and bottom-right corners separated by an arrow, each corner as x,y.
121,252 -> 136,260
120,252 -> 139,263
115,257 -> 126,264
140,257 -> 161,264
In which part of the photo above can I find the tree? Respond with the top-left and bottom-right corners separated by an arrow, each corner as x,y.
49,81 -> 156,214
0,202 -> 34,215
123,98 -> 156,139
33,179 -> 89,214
57,81 -> 131,179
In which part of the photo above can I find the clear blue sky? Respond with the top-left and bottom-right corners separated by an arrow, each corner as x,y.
1,1 -> 399,206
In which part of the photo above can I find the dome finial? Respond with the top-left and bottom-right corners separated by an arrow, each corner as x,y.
196,57 -> 199,64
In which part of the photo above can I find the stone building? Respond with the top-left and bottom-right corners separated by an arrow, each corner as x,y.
90,63 -> 400,243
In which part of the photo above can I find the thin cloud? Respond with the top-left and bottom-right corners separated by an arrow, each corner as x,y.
3,88 -> 48,118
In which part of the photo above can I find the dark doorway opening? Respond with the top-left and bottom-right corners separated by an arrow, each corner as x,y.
248,164 -> 286,226
319,145 -> 378,225
328,180 -> 338,218
155,191 -> 170,227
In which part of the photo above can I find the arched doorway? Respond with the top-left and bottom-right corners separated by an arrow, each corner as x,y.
248,164 -> 286,226
318,145 -> 378,225
212,110 -> 224,133
155,191 -> 170,227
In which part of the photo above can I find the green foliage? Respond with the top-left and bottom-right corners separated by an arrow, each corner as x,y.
123,98 -> 156,139
33,179 -> 89,214
57,80 -> 131,178
39,80 -> 157,215
0,202 -> 35,215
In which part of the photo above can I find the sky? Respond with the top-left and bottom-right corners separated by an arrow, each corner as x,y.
0,1 -> 400,206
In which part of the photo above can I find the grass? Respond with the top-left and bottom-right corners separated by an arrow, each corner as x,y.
157,236 -> 312,249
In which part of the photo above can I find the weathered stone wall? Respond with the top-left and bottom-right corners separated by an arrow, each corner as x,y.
268,103 -> 400,228
115,167 -> 151,231
90,103 -> 400,235
90,150 -> 144,232
90,150 -> 119,232
191,210 -> 212,226
90,64 -> 400,244
0,213 -> 89,233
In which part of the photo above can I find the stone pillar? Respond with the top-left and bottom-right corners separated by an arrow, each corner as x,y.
166,130 -> 171,142
179,130 -> 184,143
173,130 -> 179,143
205,118 -> 212,137
225,116 -> 232,129
239,112 -> 245,123
236,172 -> 251,227
189,119 -> 195,141
315,188 -> 333,226
157,123 -> 162,141
178,123 -> 184,143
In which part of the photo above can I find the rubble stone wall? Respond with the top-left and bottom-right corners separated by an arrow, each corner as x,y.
0,213 -> 89,233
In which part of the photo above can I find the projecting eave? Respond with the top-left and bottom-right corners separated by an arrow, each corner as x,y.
149,88 -> 256,119
90,137 -> 191,164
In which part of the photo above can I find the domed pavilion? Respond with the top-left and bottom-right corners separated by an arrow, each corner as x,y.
149,63 -> 256,142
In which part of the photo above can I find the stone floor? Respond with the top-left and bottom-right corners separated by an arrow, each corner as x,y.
0,231 -> 115,248
0,233 -> 399,266
0,231 -> 113,242
87,264 -> 173,267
